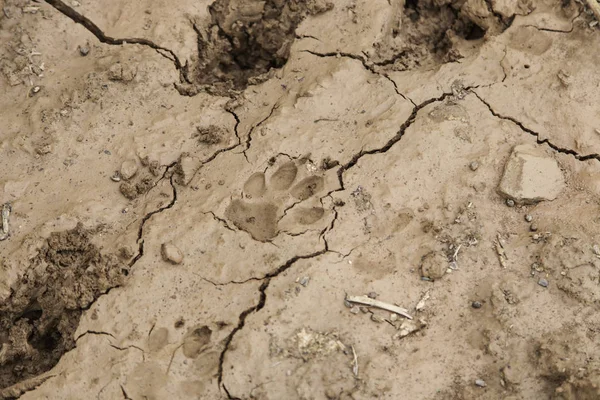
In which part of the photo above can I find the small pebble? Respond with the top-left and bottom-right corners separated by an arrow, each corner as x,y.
533,234 -> 540,240
120,159 -> 138,181
475,379 -> 486,387
344,299 -> 352,308
530,223 -> 538,232
360,306 -> 369,314
370,314 -> 384,323
29,86 -> 41,97
525,214 -> 533,222
161,242 -> 183,264
506,199 -> 515,207
538,278 -> 549,288
367,291 -> 378,299
110,172 -> 121,182
298,276 -> 309,287
469,161 -> 479,171
349,306 -> 360,314
79,45 -> 89,56
390,313 -> 398,322
472,301 -> 482,309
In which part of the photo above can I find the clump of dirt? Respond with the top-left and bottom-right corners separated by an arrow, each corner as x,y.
530,327 -> 600,399
183,0 -> 333,94
0,224 -> 126,389
193,125 -> 224,145
119,176 -> 155,200
374,0 -> 526,70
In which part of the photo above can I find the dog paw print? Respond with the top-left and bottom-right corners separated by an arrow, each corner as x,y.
225,159 -> 327,241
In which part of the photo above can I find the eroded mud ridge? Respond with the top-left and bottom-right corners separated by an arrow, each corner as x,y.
380,0 -> 518,68
189,0 -> 334,92
0,225 -> 125,389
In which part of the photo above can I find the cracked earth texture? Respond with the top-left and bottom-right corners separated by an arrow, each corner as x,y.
1,0 -> 600,398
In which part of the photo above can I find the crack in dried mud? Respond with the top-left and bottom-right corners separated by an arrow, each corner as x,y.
75,330 -> 115,342
524,9 -> 583,33
128,164 -> 178,268
217,249 -> 329,394
473,91 -> 600,163
301,49 -> 416,105
243,101 -> 282,161
120,385 -> 133,400
204,211 -> 236,232
42,0 -> 185,75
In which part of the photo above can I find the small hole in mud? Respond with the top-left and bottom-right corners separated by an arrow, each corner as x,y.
465,24 -> 486,40
524,64 -> 530,69
30,328 -> 61,352
185,1 -> 334,93
21,309 -> 43,321
175,319 -> 185,329
404,0 -> 419,21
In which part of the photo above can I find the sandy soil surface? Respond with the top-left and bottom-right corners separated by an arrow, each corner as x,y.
1,0 -> 600,398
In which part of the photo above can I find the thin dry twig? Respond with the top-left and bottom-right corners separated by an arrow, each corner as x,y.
351,345 -> 358,377
346,295 -> 412,319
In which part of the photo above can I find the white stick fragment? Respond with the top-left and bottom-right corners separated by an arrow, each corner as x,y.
346,295 -> 413,320
0,203 -> 11,241
452,244 -> 462,261
351,345 -> 358,377
415,291 -> 430,312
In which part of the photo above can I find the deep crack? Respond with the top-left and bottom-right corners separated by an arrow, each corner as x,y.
128,164 -> 179,268
335,90 -> 460,191
42,0 -> 185,75
75,330 -> 115,342
472,91 -> 600,163
217,247 -> 329,396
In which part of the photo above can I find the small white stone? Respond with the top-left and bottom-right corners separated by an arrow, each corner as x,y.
161,242 -> 183,264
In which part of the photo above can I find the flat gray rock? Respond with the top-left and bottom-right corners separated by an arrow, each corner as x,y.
498,144 -> 564,204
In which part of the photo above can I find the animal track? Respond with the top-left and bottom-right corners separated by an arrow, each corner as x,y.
225,159 -> 327,241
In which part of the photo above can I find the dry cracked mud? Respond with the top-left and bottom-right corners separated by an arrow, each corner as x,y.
1,0 -> 600,398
